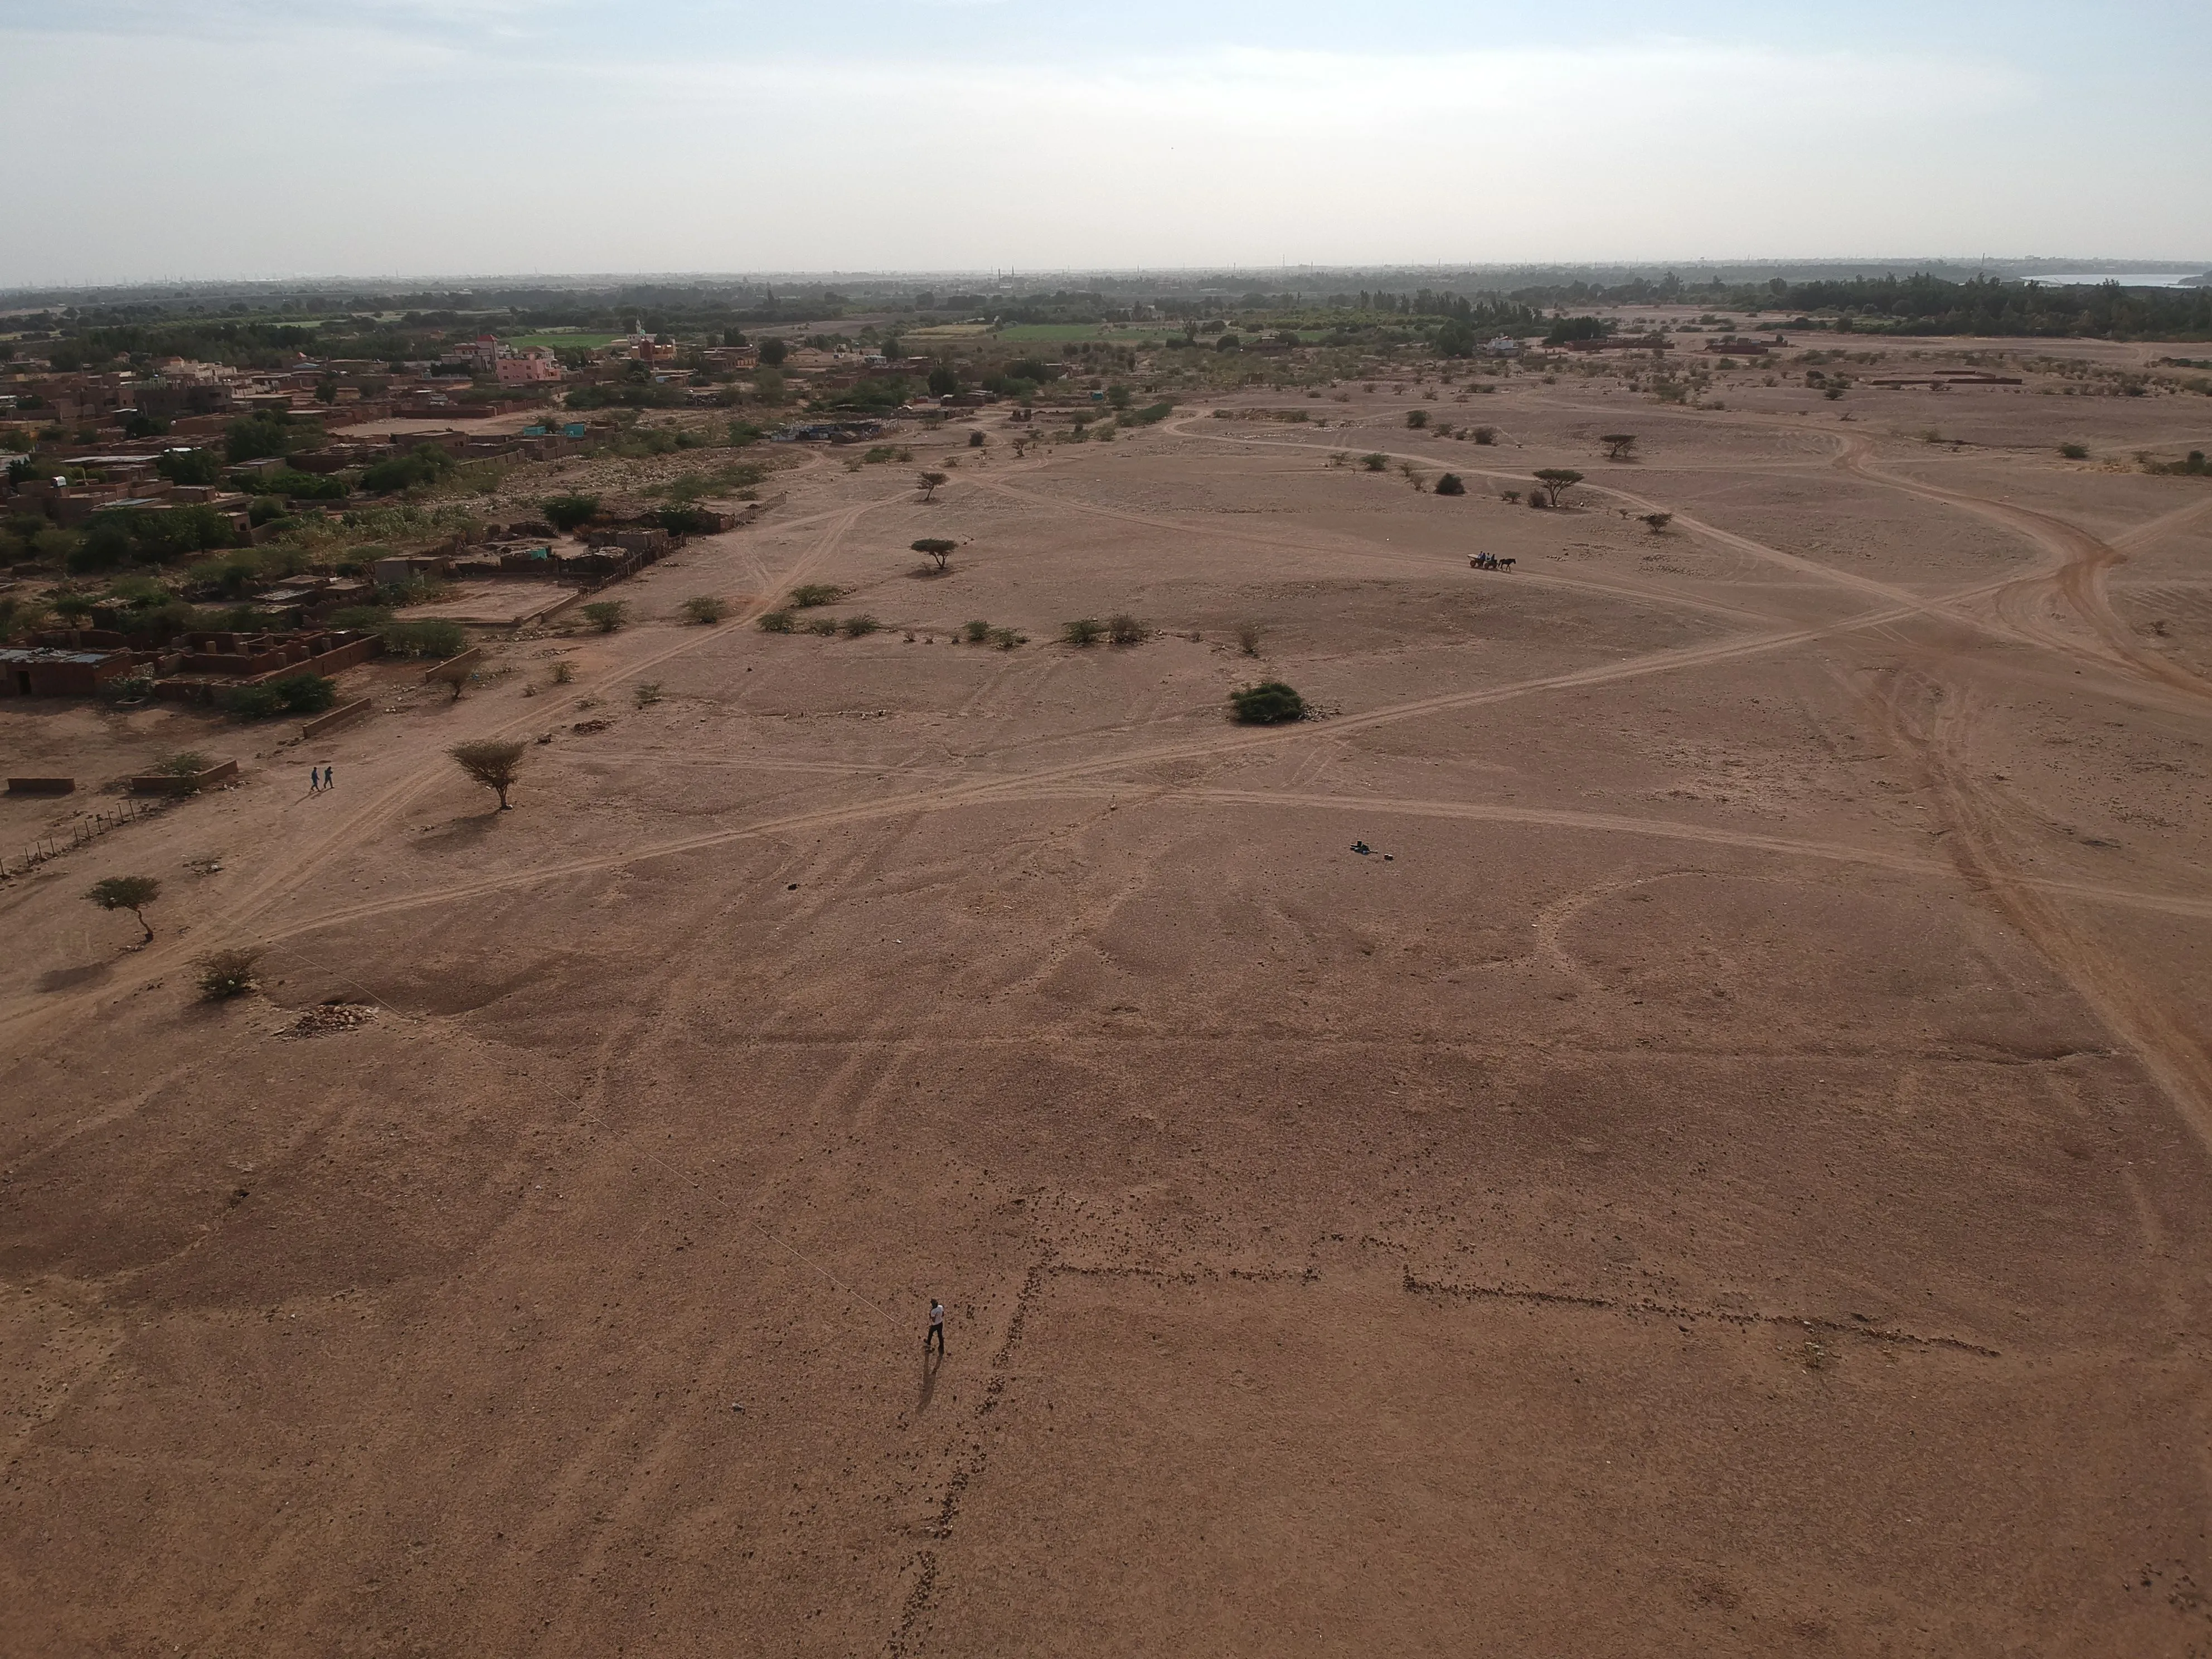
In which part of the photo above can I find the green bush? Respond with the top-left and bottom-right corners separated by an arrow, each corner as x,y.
380,618 -> 468,659
963,618 -> 991,643
327,604 -> 396,632
582,600 -> 627,633
682,595 -> 727,624
275,671 -> 337,712
265,469 -> 350,500
1434,473 -> 1466,495
1063,617 -> 1104,646
1405,409 -> 1428,429
758,608 -> 796,633
156,448 -> 222,486
1360,453 -> 1389,472
2059,442 -> 2089,459
655,507 -> 724,535
1544,316 -> 1610,346
225,670 -> 336,718
543,492 -> 600,531
840,613 -> 881,637
788,584 -> 843,608
988,627 -> 1022,650
221,681 -> 282,717
1230,681 -> 1306,724
1107,613 -> 1143,645
73,503 -> 236,571
361,444 -> 454,494
225,409 -> 314,463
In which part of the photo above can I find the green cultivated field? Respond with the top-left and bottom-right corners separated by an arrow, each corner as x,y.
988,322 -> 1163,343
505,332 -> 622,350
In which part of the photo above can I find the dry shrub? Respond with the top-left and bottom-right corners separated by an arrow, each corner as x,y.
197,948 -> 261,1001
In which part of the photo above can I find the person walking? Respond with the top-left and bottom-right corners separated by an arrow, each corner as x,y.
323,763 -> 335,789
924,1298 -> 945,1357
309,766 -> 321,793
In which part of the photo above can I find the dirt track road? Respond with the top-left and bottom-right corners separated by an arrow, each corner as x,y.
7,365 -> 2212,1658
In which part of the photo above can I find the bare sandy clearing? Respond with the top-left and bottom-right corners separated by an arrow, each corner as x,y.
6,346 -> 2212,1657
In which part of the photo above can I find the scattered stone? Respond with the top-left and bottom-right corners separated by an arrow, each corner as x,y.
281,1003 -> 373,1039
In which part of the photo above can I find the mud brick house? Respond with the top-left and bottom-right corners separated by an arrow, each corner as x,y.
0,646 -> 134,697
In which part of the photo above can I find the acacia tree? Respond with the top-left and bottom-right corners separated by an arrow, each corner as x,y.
86,874 -> 161,942
449,740 -> 527,810
917,470 -> 948,502
912,538 -> 957,573
1534,468 -> 1584,507
1600,434 -> 1638,461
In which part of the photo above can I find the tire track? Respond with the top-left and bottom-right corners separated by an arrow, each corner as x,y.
969,472 -> 1783,630
1869,672 -> 2212,1148
1837,439 -> 2212,703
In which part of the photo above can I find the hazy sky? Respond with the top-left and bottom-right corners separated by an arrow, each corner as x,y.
3,0 -> 2207,286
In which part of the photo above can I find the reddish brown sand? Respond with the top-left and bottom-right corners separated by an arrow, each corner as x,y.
6,355 -> 2212,1655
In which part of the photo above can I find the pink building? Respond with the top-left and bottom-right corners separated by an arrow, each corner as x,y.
495,348 -> 566,387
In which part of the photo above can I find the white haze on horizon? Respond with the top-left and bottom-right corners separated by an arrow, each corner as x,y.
1,0 -> 2206,287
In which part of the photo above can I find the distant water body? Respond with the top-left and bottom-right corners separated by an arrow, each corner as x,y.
2026,273 -> 2205,288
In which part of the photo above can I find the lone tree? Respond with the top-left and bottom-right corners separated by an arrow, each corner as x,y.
449,739 -> 527,810
86,874 -> 161,942
1642,511 -> 1673,532
543,492 -> 599,531
1434,472 -> 1467,496
917,470 -> 948,502
1600,434 -> 1638,461
1534,468 -> 1584,507
912,538 -> 957,573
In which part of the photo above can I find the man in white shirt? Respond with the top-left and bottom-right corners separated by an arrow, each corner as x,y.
925,1298 -> 945,1356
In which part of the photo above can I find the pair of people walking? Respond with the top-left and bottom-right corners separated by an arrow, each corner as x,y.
308,765 -> 336,793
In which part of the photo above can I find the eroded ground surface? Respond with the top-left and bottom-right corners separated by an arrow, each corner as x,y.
6,356 -> 2212,1656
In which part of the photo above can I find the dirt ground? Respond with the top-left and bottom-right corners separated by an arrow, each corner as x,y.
7,345 -> 2212,1656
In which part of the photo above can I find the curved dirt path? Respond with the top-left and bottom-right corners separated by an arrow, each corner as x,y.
1835,436 -> 2212,703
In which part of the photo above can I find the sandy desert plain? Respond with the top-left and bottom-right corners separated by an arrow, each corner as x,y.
6,337 -> 2212,1657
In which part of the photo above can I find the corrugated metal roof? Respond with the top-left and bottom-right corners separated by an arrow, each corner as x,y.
0,648 -> 116,666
